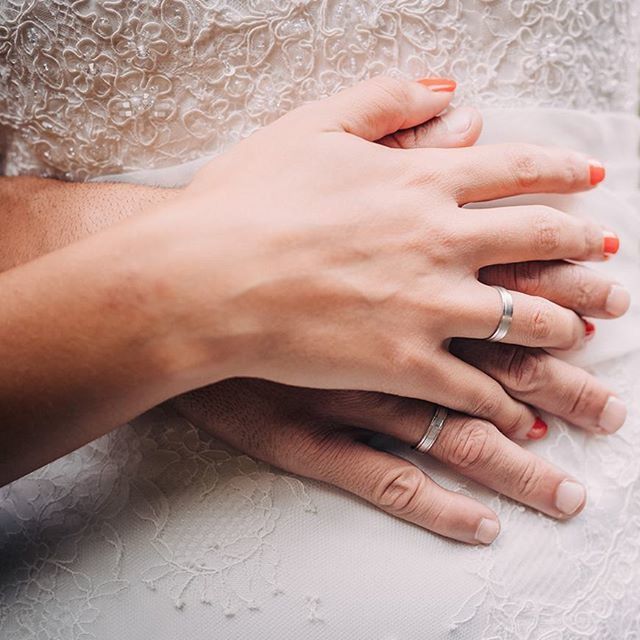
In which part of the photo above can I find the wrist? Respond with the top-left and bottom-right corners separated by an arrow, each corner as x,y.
121,200 -> 263,394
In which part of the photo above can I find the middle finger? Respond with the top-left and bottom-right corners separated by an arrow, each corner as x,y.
451,339 -> 627,436
479,260 -> 631,319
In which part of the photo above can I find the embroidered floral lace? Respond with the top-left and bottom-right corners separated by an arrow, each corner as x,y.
0,0 -> 638,180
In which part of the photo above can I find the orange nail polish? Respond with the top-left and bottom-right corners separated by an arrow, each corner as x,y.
583,319 -> 596,340
418,77 -> 457,93
589,160 -> 605,186
527,417 -> 548,440
603,231 -> 620,256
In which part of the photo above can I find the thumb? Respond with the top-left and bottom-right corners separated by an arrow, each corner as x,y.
316,75 -> 456,141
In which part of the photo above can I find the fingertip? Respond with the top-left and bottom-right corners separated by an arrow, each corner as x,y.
458,107 -> 483,146
418,77 -> 457,92
507,403 -> 543,441
605,285 -> 631,317
474,516 -> 501,545
439,106 -> 483,146
526,417 -> 548,440
589,159 -> 606,186
598,396 -> 627,434
554,479 -> 587,518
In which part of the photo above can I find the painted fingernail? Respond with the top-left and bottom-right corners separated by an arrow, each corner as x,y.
605,285 -> 631,317
418,77 -> 457,92
554,480 -> 586,516
598,396 -> 627,433
603,230 -> 620,257
475,517 -> 500,544
589,160 -> 605,186
440,107 -> 473,134
527,417 -> 548,440
583,319 -> 596,341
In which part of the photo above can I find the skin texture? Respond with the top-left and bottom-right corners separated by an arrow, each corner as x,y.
0,78 -> 628,543
173,379 -> 588,545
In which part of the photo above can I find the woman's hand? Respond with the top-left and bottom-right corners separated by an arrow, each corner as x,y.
142,76 -> 618,438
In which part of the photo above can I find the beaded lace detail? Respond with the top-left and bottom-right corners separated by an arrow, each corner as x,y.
0,0 -> 638,180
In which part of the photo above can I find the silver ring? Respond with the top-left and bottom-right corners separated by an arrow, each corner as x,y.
486,285 -> 514,342
413,405 -> 448,454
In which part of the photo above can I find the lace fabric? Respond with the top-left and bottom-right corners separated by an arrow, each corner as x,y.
2,352 -> 640,639
0,0 -> 638,180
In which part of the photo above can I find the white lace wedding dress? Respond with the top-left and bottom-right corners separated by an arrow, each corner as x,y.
2,1 -> 640,638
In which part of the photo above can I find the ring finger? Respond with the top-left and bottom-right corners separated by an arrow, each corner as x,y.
317,392 -> 586,520
479,261 -> 631,319
455,284 -> 588,350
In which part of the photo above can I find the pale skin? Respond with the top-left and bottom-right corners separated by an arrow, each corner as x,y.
0,77 -> 630,543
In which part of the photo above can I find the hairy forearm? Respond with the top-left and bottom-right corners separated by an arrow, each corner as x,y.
0,176 -> 177,270
0,177 -> 183,485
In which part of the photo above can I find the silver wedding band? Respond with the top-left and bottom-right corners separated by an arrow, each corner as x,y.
486,286 -> 514,343
413,405 -> 448,454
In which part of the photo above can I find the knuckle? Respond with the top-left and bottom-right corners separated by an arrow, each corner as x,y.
339,76 -> 409,136
567,374 -> 592,417
530,298 -> 553,341
512,261 -> 544,295
388,342 -> 427,378
442,420 -> 493,469
424,220 -> 462,262
388,126 -> 419,150
404,151 -> 450,193
369,75 -> 410,108
295,424 -> 343,469
505,348 -> 546,394
499,401 -> 531,439
506,143 -> 542,189
567,266 -> 593,310
471,386 -> 504,419
375,465 -> 426,517
514,458 -> 545,499
531,207 -> 562,255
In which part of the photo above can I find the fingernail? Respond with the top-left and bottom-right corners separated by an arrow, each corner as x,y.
554,480 -> 586,516
475,517 -> 500,544
589,160 -> 606,186
440,107 -> 473,134
603,230 -> 620,256
583,319 -> 596,341
598,396 -> 627,433
527,417 -> 548,440
605,285 -> 631,317
418,77 -> 457,93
